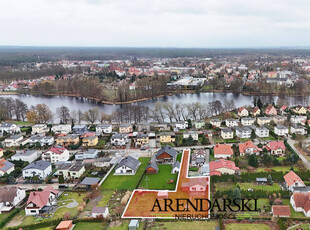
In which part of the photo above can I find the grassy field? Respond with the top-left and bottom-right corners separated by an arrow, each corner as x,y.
6,120 -> 35,126
0,213 -> 9,222
283,199 -> 305,218
256,166 -> 294,172
139,165 -> 178,190
150,220 -> 219,230
74,222 -> 108,230
215,182 -> 235,191
108,220 -> 145,230
225,223 -> 270,230
291,224 -> 310,230
239,183 -> 281,191
101,157 -> 150,190
97,190 -> 114,207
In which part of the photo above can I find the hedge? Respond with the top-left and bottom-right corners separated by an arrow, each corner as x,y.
6,218 -> 62,230
0,208 -> 20,229
214,189 -> 290,199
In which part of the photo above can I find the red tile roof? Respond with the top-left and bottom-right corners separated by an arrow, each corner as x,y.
280,105 -> 288,111
272,205 -> 291,217
284,171 -> 305,187
27,185 -> 59,208
239,141 -> 262,155
265,141 -> 286,151
210,159 -> 239,174
292,193 -> 310,213
48,146 -> 67,155
214,144 -> 233,156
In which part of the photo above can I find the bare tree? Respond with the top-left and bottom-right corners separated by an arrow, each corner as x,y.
56,106 -> 71,124
84,108 -> 99,124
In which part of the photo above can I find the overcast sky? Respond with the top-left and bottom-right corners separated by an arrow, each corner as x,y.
1,0 -> 310,48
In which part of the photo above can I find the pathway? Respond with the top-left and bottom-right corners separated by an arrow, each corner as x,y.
287,138 -> 310,169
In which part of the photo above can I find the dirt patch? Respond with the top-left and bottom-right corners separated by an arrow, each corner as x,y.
109,220 -> 122,228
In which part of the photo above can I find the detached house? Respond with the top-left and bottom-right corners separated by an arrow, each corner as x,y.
0,159 -> 15,176
284,171 -> 305,192
221,128 -> 234,139
22,160 -> 52,180
159,132 -> 175,143
111,133 -> 128,146
114,156 -> 141,175
42,146 -> 70,163
291,125 -> 307,135
235,127 -> 252,139
3,135 -> 24,147
96,124 -> 112,134
241,117 -> 255,126
82,136 -> 98,147
293,106 -> 307,115
56,134 -> 79,147
72,125 -> 87,134
183,131 -> 199,141
119,124 -> 133,134
136,133 -> 149,147
31,124 -> 49,135
0,187 -> 26,213
25,185 -> 59,215
75,149 -> 98,160
274,125 -> 289,136
290,192 -> 310,217
214,144 -> 233,159
257,117 -> 271,126
273,116 -> 287,124
194,120 -> 205,129
68,163 -> 85,179
291,115 -> 307,125
28,135 -> 54,147
238,107 -> 249,117
225,119 -> 239,127
175,121 -> 188,130
265,105 -> 277,116
51,124 -> 71,134
146,156 -> 159,174
239,141 -> 261,156
265,141 -> 286,156
12,150 -> 39,163
251,107 -> 261,116
191,149 -> 207,166
155,146 -> 177,164
255,126 -> 269,138
210,119 -> 222,128
0,122 -> 20,134
209,159 -> 239,176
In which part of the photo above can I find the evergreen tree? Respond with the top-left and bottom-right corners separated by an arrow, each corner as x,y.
257,99 -> 263,109
267,174 -> 273,185
249,154 -> 258,168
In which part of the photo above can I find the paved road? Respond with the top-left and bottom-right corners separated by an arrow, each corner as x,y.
287,138 -> 310,169
0,183 -> 76,190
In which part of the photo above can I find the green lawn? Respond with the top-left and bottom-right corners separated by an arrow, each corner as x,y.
95,139 -> 106,149
225,223 -> 270,230
139,165 -> 178,190
176,153 -> 182,162
0,212 -> 9,222
256,166 -> 294,172
6,120 -> 35,126
97,190 -> 114,207
283,199 -> 305,218
215,182 -> 235,191
101,157 -> 150,190
239,183 -> 281,191
108,220 -> 145,230
151,221 -> 219,230
74,222 -> 108,230
291,224 -> 310,230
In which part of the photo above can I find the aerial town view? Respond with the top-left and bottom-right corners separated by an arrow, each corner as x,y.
1,0 -> 310,230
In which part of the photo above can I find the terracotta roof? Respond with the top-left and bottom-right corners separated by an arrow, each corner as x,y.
280,105 -> 288,111
284,171 -> 305,187
238,107 -> 246,113
27,185 -> 59,208
210,159 -> 239,173
56,220 -> 73,229
239,141 -> 262,154
292,193 -> 310,212
48,145 -> 67,155
265,141 -> 286,151
272,205 -> 291,217
214,144 -> 233,156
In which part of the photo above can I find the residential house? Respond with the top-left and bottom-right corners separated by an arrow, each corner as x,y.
239,140 -> 261,156
290,193 -> 310,217
0,159 -> 15,176
22,160 -> 52,180
25,185 -> 59,215
274,125 -> 289,136
209,159 -> 239,176
3,134 -> 24,147
0,187 -> 26,213
136,133 -> 149,147
241,117 -> 255,126
210,119 -> 222,128
292,106 -> 307,115
137,123 -> 150,132
214,144 -> 233,159
92,157 -> 112,168
159,132 -> 175,143
171,161 -> 180,174
56,134 -> 79,147
72,124 -> 87,135
235,127 -> 252,139
291,115 -> 307,125
272,205 -> 291,218
56,220 -> 73,230
75,149 -> 98,160
273,115 -> 287,124
146,156 -> 159,174
255,126 -> 269,138
257,117 -> 271,126
291,125 -> 307,135
28,135 -> 55,146
225,119 -> 239,127
175,121 -> 188,130
96,124 -> 112,135
111,133 -> 128,146
119,124 -> 133,134
284,171 -> 305,192
31,124 -> 49,135
114,156 -> 141,175
238,107 -> 249,117
155,146 -> 177,164
82,136 -> 98,147
68,163 -> 85,179
56,162 -> 72,180
191,149 -> 207,166
12,150 -> 39,163
265,141 -> 286,156
194,120 -> 205,129
51,124 -> 71,134
42,146 -> 70,163
0,149 -> 3,158
91,206 -> 109,218
0,122 -> 20,134
221,129 -> 234,140
251,107 -> 261,116
181,178 -> 208,193
265,105 -> 277,116
183,131 -> 199,141
280,105 -> 288,114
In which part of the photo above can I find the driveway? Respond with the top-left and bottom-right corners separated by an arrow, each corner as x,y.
287,138 -> 310,169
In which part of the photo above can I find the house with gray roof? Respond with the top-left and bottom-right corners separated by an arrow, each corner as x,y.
0,159 -> 15,176
145,156 -> 159,174
155,146 -> 177,164
171,161 -> 180,174
11,150 -> 39,163
22,160 -> 52,180
114,156 -> 141,175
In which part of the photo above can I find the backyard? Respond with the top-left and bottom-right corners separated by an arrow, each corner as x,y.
97,190 -> 114,207
149,220 -> 219,230
101,157 -> 150,190
108,220 -> 145,229
225,223 -> 270,230
215,182 -> 281,192
74,222 -> 108,230
139,165 -> 178,190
